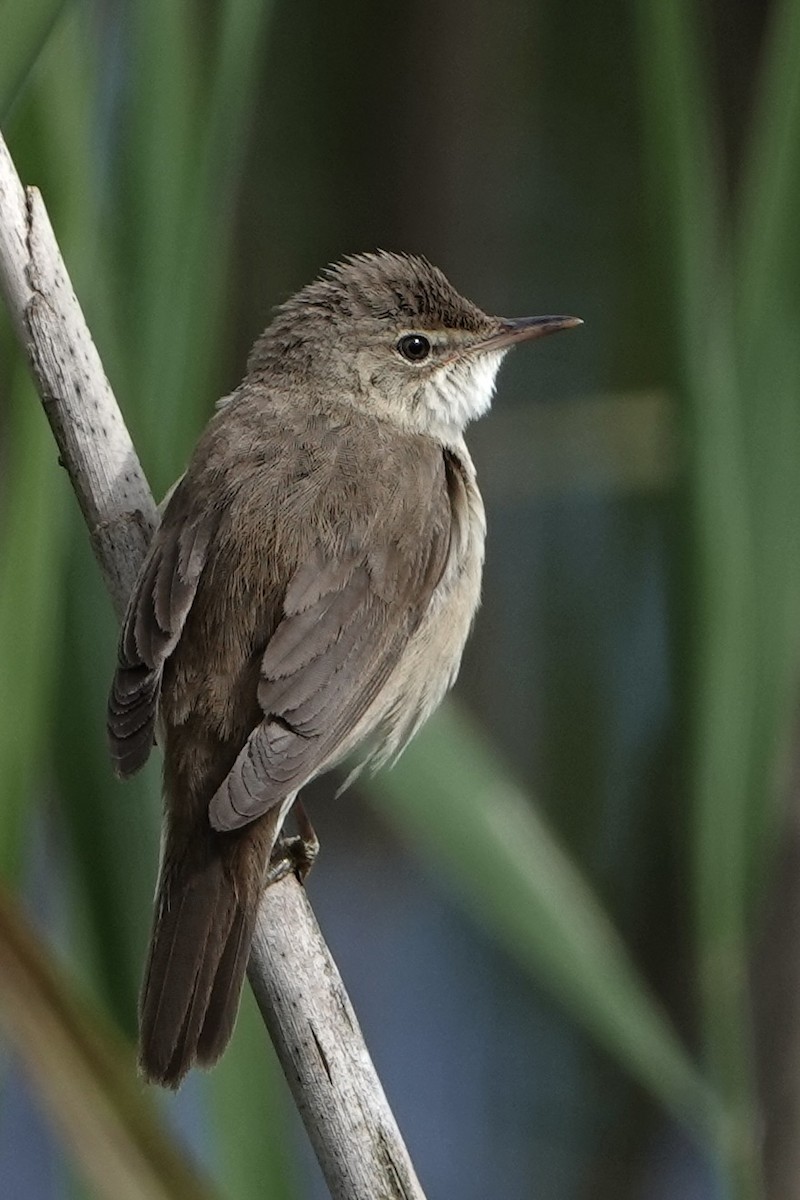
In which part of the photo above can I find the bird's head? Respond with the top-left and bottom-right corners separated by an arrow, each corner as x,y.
250,251 -> 582,444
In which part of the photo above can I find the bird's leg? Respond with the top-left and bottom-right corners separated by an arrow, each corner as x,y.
265,799 -> 320,886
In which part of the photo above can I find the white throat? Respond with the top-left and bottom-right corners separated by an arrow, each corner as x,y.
425,350 -> 507,443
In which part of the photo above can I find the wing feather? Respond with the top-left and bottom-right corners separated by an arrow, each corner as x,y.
109,402 -> 455,825
108,485 -> 218,778
208,483 -> 452,831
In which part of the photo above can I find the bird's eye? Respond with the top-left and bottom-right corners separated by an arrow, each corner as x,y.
396,334 -> 431,362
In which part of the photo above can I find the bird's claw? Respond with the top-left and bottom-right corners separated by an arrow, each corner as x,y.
265,815 -> 320,886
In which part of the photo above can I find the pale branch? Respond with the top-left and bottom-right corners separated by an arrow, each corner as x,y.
0,128 -> 426,1200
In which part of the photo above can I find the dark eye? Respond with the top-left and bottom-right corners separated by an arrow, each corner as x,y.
397,333 -> 431,362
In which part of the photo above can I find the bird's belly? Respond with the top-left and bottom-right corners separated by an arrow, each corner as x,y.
338,490 -> 485,776
394,563 -> 482,725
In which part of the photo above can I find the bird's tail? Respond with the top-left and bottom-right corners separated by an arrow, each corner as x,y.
138,808 -> 281,1088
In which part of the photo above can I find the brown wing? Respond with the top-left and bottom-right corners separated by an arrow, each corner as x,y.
110,389 -> 454,820
208,503 -> 451,832
107,483 -> 219,777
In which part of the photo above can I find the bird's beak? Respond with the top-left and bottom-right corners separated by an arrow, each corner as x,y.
478,314 -> 583,353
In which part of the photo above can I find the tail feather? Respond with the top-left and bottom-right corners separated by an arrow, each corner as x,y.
138,800 -> 286,1088
139,857 -> 229,1087
196,903 -> 254,1065
164,899 -> 234,1084
139,834 -> 260,1088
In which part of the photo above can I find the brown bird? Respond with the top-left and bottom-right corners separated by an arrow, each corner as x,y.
108,251 -> 581,1087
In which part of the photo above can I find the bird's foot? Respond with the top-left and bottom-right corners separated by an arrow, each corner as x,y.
265,801 -> 320,886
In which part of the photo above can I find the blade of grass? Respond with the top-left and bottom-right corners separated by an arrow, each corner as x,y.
733,0 -> 800,879
120,0 -> 274,491
120,0 -> 200,487
0,0 -> 70,120
635,3 -> 763,1195
735,0 -> 800,345
0,369 -> 66,877
731,4 -> 800,1187
166,0 -> 276,443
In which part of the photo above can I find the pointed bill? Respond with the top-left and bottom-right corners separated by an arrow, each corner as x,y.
478,314 -> 583,353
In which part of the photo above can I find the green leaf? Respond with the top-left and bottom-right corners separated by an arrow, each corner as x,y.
0,370 -> 66,877
733,0 -> 800,876
632,3 -> 800,1196
0,0 -> 69,120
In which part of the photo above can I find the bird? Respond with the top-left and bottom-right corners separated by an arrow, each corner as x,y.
107,250 -> 581,1087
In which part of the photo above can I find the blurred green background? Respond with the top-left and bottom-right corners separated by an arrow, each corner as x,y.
1,1 -> 800,1197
